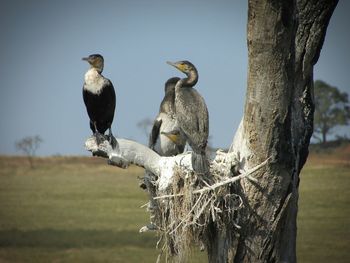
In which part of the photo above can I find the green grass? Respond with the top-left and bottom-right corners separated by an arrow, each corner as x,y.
0,154 -> 349,262
297,165 -> 350,263
0,157 -> 206,263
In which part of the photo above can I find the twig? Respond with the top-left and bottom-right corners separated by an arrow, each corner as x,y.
196,157 -> 269,193
154,158 -> 270,200
153,193 -> 184,199
140,202 -> 150,208
193,195 -> 213,222
168,193 -> 204,235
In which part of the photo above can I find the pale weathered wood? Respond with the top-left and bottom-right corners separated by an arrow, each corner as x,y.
85,136 -> 193,190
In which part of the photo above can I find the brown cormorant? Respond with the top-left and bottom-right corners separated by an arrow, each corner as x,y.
140,77 -> 186,191
167,60 -> 209,174
149,77 -> 186,156
82,54 -> 117,148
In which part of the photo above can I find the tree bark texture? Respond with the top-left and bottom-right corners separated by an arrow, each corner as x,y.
206,1 -> 338,262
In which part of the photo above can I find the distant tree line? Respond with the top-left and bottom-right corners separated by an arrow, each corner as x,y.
15,135 -> 43,168
313,80 -> 350,144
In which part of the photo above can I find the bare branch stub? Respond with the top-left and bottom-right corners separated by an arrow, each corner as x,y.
85,136 -> 159,172
85,136 -> 128,167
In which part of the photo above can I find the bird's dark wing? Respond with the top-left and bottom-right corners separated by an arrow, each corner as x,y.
103,80 -> 116,124
82,87 -> 96,122
176,88 -> 209,152
149,117 -> 162,149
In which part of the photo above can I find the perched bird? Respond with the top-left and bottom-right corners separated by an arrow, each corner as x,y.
140,77 -> 186,191
82,54 -> 117,148
149,77 -> 186,156
167,60 -> 209,174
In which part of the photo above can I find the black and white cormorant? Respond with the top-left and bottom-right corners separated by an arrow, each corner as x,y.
149,77 -> 186,156
167,60 -> 209,174
82,54 -> 117,148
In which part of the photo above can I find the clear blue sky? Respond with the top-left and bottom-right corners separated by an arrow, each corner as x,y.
0,0 -> 349,156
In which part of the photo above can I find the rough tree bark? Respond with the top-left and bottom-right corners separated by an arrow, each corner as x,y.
216,1 -> 338,262
85,1 -> 337,262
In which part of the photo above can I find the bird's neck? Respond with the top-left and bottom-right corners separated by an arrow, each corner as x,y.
85,68 -> 102,81
175,79 -> 185,91
183,70 -> 198,87
160,91 -> 176,115
91,65 -> 103,74
84,68 -> 106,94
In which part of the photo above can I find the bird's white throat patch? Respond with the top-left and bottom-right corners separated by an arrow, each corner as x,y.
84,68 -> 107,94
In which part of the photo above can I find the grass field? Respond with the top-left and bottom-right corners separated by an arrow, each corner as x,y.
0,145 -> 349,262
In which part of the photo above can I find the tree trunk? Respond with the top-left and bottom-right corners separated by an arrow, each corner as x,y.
28,156 -> 34,169
206,0 -> 338,262
322,130 -> 327,144
321,123 -> 328,144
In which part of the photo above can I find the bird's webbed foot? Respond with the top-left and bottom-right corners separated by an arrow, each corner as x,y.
109,135 -> 118,150
107,128 -> 118,150
94,132 -> 106,146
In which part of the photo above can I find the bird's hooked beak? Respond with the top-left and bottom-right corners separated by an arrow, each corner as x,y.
161,130 -> 181,145
166,61 -> 177,67
167,61 -> 186,73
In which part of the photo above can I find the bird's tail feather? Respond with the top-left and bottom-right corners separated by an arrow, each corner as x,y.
192,152 -> 209,175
